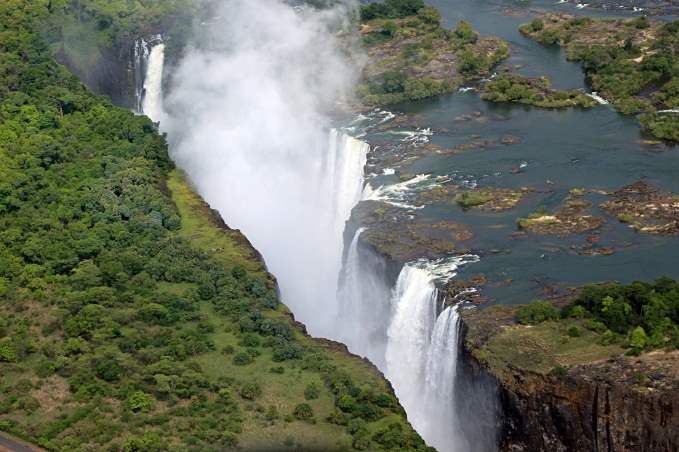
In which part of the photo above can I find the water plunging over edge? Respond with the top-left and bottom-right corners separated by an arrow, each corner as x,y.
140,10 -> 489,450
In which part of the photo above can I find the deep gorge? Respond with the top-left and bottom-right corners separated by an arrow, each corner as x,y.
5,0 -> 679,450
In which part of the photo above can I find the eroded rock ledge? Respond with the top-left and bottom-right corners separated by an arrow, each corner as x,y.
460,306 -> 679,452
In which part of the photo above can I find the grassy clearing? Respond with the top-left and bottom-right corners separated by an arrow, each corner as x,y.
476,318 -> 623,377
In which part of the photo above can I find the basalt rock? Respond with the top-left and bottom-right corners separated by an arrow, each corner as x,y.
460,306 -> 679,452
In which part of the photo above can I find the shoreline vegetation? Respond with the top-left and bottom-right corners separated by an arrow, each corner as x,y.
0,1 -> 430,451
519,13 -> 679,142
480,74 -> 597,109
357,0 -> 509,106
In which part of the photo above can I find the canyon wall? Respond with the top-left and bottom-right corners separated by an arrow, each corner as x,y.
459,315 -> 679,452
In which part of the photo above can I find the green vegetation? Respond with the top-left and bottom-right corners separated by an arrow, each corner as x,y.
0,1 -> 429,450
565,278 -> 679,354
455,190 -> 494,208
516,301 -> 560,325
481,74 -> 596,109
513,278 -> 679,356
519,13 -> 679,141
360,0 -> 426,21
358,1 -> 509,106
468,277 -> 679,378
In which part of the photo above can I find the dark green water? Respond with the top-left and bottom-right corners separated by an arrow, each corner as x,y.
360,0 -> 679,305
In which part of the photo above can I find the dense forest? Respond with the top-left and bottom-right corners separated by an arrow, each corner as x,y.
0,1 -> 430,450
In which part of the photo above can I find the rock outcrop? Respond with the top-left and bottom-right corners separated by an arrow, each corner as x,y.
460,308 -> 679,452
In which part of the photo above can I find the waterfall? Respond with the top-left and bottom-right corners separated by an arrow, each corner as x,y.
141,38 -> 165,123
163,2 -> 490,450
325,130 -> 369,245
337,227 -> 392,367
381,259 -> 476,452
385,265 -> 438,411
133,38 -> 150,114
422,307 -> 466,451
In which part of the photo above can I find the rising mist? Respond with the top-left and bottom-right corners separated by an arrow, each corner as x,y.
163,0 -> 362,335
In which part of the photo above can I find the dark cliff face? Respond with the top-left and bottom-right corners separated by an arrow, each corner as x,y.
455,320 -> 501,452
459,315 -> 679,452
55,43 -> 137,109
495,358 -> 679,452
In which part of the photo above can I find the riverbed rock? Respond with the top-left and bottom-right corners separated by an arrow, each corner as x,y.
351,200 -> 473,263
601,180 -> 679,234
518,197 -> 606,235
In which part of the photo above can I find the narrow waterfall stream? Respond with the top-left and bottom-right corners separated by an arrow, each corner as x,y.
137,2 -> 484,450
141,39 -> 165,122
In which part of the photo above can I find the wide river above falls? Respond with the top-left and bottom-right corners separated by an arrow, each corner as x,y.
358,0 -> 679,306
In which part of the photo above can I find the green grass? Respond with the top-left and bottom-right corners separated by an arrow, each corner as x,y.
477,318 -> 624,377
167,169 -> 267,277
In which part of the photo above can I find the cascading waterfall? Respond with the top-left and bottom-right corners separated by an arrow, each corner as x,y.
336,227 -> 392,367
384,261 -> 473,452
385,264 -> 438,412
141,37 -> 165,123
422,307 -> 466,450
325,130 -> 370,249
133,37 -> 150,114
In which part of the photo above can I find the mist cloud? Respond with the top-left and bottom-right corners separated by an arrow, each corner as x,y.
164,0 -> 362,334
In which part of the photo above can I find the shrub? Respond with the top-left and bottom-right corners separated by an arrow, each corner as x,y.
599,329 -> 616,345
628,326 -> 648,355
417,6 -> 441,25
549,365 -> 568,377
353,402 -> 383,421
455,21 -> 478,44
240,382 -> 262,400
240,333 -> 260,347
125,391 -> 154,413
569,306 -> 588,319
586,319 -> 608,333
122,431 -> 163,452
232,351 -> 253,366
567,326 -> 581,337
455,190 -> 492,208
530,18 -> 544,32
0,339 -> 18,362
371,393 -> 394,408
272,342 -> 303,362
516,300 -> 559,324
293,403 -> 314,421
338,395 -> 356,412
304,383 -> 319,400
